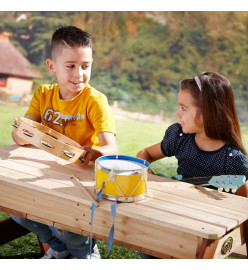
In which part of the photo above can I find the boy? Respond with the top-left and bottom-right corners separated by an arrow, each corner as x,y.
11,26 -> 117,259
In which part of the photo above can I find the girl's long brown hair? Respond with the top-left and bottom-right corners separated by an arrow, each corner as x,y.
181,72 -> 247,155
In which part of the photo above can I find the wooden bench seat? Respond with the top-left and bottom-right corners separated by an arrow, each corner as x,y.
0,217 -> 47,256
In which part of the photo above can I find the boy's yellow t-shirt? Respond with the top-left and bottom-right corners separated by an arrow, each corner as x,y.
26,84 -> 116,148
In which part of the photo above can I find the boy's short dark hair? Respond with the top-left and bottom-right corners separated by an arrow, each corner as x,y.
50,26 -> 92,59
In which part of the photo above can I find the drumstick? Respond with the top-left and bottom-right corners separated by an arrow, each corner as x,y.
70,175 -> 97,203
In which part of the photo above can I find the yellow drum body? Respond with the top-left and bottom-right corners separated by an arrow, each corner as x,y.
95,155 -> 149,202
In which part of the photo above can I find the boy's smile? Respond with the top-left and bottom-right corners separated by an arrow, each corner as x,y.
47,46 -> 93,100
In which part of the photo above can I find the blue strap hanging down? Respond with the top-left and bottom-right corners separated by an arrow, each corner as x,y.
89,181 -> 120,259
89,181 -> 105,258
107,201 -> 120,258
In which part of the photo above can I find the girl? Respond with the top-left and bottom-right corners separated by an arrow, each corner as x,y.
137,71 -> 248,180
137,72 -> 248,259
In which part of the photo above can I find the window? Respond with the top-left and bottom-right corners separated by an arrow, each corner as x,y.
0,75 -> 7,87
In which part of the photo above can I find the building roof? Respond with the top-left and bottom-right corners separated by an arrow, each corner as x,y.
0,34 -> 42,79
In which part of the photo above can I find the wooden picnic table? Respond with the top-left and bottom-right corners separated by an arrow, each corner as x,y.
0,144 -> 247,259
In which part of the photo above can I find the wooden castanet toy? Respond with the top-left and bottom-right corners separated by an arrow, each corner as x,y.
12,117 -> 86,164
95,155 -> 150,202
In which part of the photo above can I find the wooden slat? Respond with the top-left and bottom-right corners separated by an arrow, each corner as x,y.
0,164 -> 96,201
148,177 -> 248,214
149,189 -> 247,223
0,206 -> 27,218
116,203 -> 226,239
0,144 -> 95,174
91,209 -> 200,259
128,198 -> 238,231
0,157 -> 94,183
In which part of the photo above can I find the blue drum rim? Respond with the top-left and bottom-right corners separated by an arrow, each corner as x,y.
96,155 -> 149,172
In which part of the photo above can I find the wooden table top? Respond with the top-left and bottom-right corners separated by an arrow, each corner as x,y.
0,144 -> 248,258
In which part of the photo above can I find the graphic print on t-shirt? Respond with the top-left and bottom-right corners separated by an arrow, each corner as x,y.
43,108 -> 85,134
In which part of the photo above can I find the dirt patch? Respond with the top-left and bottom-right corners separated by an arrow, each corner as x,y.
112,102 -> 171,124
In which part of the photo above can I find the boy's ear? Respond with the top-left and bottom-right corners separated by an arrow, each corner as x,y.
46,59 -> 56,74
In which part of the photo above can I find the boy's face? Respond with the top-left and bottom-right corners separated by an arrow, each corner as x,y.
47,45 -> 93,99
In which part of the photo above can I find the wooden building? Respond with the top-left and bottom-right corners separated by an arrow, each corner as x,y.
0,33 -> 42,102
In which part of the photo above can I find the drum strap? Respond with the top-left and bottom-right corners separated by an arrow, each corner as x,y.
89,181 -> 120,259
107,201 -> 120,258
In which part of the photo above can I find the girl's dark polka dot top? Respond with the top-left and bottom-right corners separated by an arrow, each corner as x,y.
161,123 -> 248,179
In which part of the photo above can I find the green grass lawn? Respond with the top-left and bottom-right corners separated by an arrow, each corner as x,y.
0,104 -> 247,259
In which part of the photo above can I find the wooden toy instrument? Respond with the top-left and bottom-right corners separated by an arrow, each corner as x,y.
179,174 -> 246,193
12,117 -> 86,164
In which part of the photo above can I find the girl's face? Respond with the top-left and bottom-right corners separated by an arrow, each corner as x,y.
176,89 -> 204,134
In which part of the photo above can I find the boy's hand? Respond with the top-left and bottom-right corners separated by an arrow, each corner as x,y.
78,145 -> 93,167
12,117 -> 29,146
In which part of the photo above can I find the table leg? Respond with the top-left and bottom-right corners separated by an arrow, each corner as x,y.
196,238 -> 219,259
37,237 -> 50,256
235,181 -> 248,258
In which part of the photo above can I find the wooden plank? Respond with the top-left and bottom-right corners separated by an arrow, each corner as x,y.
1,205 -> 173,259
27,214 -> 54,227
0,166 -> 96,202
52,220 -> 175,259
91,209 -> 200,259
131,197 -> 238,231
116,203 -> 226,239
150,189 -> 247,224
148,177 -> 248,215
0,206 -> 27,218
0,145 -> 95,175
0,178 -> 93,231
0,158 -> 95,184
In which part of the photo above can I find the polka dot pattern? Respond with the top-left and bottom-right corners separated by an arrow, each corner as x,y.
161,123 -> 248,179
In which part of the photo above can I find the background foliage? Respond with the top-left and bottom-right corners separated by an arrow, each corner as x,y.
0,11 -> 248,121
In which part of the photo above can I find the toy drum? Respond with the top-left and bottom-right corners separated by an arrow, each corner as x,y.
95,155 -> 149,202
12,117 -> 86,164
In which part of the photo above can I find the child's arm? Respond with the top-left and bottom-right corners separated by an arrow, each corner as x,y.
136,143 -> 166,174
79,132 -> 118,167
12,114 -> 41,146
136,143 -> 165,163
